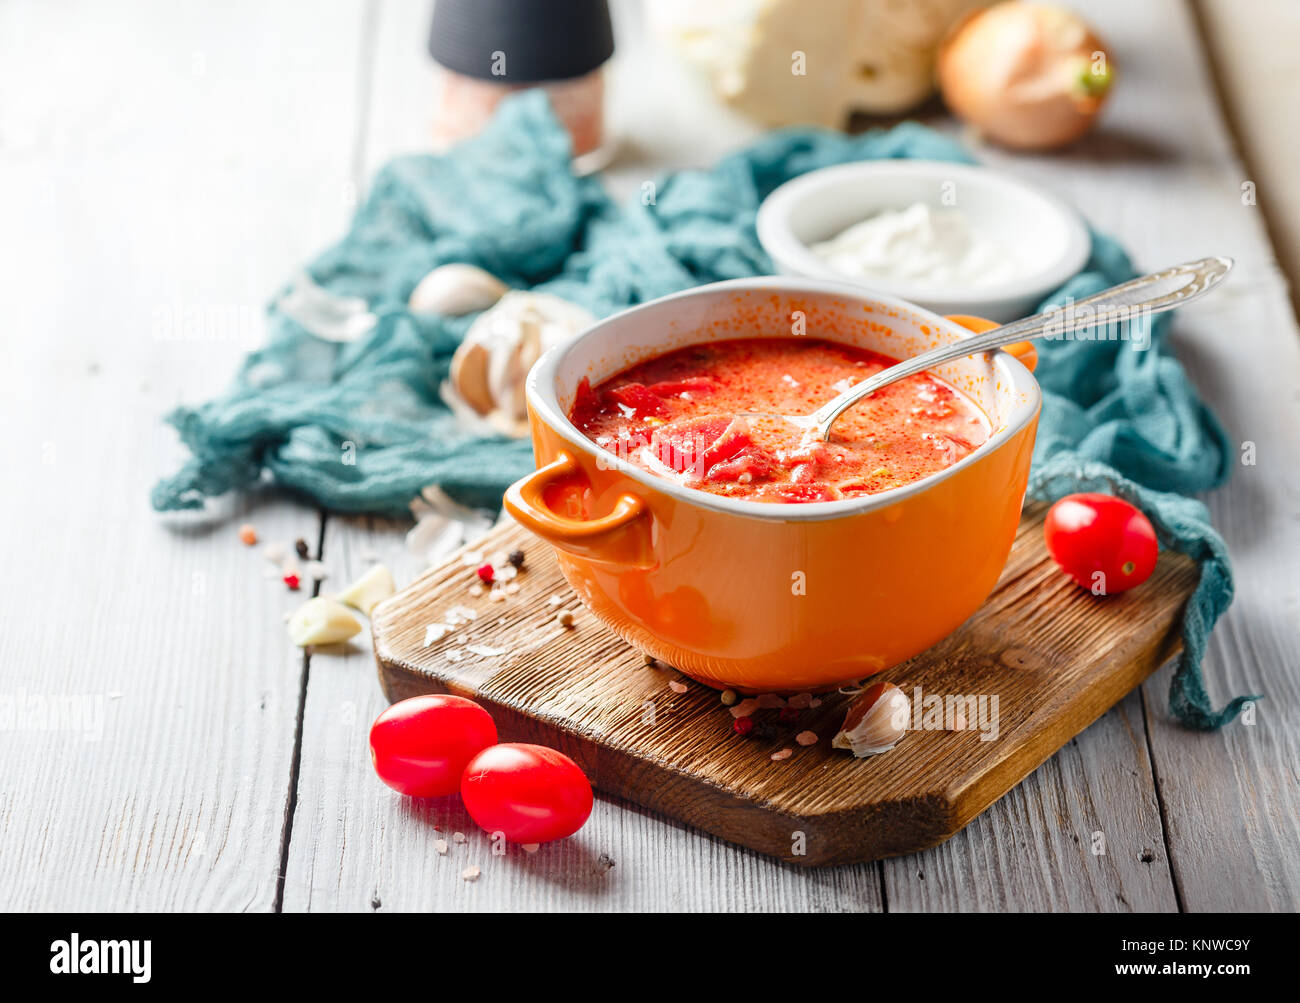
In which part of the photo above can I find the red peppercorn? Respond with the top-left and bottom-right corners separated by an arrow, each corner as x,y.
284,573 -> 301,591
779,706 -> 799,723
732,716 -> 754,737
476,563 -> 495,584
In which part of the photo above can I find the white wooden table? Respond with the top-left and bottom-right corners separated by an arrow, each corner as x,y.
1,0 -> 1296,912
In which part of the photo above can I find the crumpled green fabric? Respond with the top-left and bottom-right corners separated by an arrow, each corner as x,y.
152,91 -> 1254,728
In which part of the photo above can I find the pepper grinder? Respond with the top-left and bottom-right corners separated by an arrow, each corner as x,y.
428,0 -> 615,165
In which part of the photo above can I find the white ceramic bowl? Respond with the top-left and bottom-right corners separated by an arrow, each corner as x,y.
756,160 -> 1091,323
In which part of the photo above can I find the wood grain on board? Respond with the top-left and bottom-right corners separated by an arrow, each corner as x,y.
370,507 -> 1198,867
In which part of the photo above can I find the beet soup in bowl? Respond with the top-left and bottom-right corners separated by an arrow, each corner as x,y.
504,278 -> 1041,693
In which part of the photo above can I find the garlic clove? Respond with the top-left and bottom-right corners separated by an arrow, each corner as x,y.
442,292 -> 595,439
408,263 -> 508,317
287,597 -> 362,647
335,563 -> 396,616
832,681 -> 910,757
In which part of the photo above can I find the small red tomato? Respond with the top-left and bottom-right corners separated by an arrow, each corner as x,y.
461,743 -> 593,843
369,695 -> 498,798
1044,493 -> 1158,595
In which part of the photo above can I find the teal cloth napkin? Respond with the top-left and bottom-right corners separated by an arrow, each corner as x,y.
152,92 -> 1254,729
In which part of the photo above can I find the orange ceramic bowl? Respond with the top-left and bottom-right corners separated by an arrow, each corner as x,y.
504,279 -> 1041,693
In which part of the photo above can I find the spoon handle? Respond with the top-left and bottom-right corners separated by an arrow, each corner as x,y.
810,256 -> 1233,440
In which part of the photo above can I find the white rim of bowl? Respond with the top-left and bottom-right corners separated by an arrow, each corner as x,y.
525,276 -> 1042,524
755,160 -> 1092,307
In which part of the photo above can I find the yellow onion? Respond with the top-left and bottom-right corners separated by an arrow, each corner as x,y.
937,2 -> 1114,150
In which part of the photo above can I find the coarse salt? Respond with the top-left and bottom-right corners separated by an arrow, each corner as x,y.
668,680 -> 688,694
423,623 -> 452,647
771,748 -> 793,761
466,643 -> 505,657
796,731 -> 819,746
787,693 -> 813,709
730,698 -> 760,719
435,839 -> 448,855
462,865 -> 480,881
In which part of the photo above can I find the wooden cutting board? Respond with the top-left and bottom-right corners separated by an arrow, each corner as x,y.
371,504 -> 1197,866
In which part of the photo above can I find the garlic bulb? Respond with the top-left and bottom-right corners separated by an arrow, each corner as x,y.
442,292 -> 595,439
832,681 -> 910,757
937,3 -> 1114,151
408,263 -> 508,317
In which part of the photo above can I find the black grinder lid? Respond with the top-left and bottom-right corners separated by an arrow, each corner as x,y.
428,0 -> 614,83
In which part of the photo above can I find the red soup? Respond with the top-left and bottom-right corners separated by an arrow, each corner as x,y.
569,338 -> 991,504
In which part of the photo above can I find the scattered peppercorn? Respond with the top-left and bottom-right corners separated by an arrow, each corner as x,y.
732,716 -> 754,737
476,563 -> 495,584
720,689 -> 739,707
283,573 -> 301,591
754,721 -> 778,741
294,538 -> 310,559
779,706 -> 800,724
556,609 -> 575,629
506,549 -> 526,570
641,652 -> 656,667
238,523 -> 258,546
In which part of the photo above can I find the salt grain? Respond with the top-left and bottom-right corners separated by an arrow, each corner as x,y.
462,865 -> 480,881
810,698 -> 823,708
466,643 -> 505,657
771,748 -> 793,761
452,832 -> 467,844
423,623 -> 452,647
444,649 -> 465,663
668,680 -> 688,694
435,839 -> 448,855
796,731 -> 819,747
756,693 -> 786,709
787,693 -> 813,709
730,698 -> 760,719
468,583 -> 485,598
547,594 -> 565,607
504,582 -> 520,595
303,560 -> 328,581
522,843 -> 540,853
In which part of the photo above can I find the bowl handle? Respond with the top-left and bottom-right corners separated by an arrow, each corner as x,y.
946,314 -> 1038,373
504,451 -> 653,567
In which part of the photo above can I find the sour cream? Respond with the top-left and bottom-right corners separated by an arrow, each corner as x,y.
810,202 -> 1017,289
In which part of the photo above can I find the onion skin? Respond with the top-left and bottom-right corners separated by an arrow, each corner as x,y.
937,2 -> 1115,151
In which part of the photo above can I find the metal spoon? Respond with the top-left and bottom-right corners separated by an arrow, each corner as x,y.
783,256 -> 1233,442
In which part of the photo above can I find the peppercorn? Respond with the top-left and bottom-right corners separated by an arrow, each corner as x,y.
294,538 -> 310,559
283,573 -> 301,591
476,563 -> 495,584
506,549 -> 526,570
732,716 -> 754,737
779,706 -> 800,724
754,721 -> 778,741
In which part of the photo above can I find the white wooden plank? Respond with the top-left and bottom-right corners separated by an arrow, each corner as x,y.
0,0 -> 367,909
978,0 -> 1300,913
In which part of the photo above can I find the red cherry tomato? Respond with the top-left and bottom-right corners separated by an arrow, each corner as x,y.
461,743 -> 593,843
369,695 -> 497,798
1044,493 -> 1158,595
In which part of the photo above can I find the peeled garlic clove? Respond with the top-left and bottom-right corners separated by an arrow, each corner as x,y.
287,597 -> 362,647
408,263 -> 507,316
832,681 -> 910,757
336,563 -> 396,616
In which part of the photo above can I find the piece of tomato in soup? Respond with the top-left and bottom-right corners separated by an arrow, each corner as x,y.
568,338 -> 991,504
